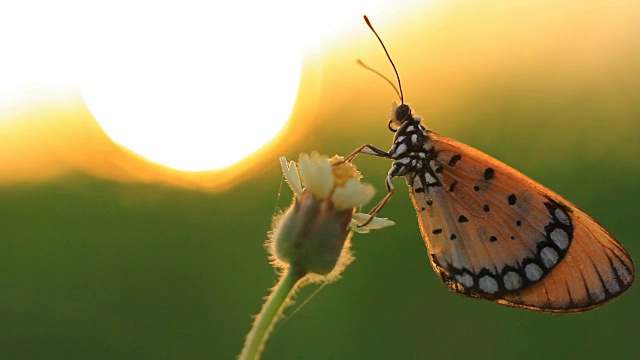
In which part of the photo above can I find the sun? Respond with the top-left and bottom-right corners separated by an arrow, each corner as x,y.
1,1 -> 418,174
77,1 -> 405,172
77,3 -> 306,172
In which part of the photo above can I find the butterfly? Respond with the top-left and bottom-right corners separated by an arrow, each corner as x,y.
348,16 -> 635,312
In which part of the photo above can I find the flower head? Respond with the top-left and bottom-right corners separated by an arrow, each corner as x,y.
273,152 -> 394,277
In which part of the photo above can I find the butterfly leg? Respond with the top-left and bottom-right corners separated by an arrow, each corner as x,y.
344,144 -> 391,162
339,144 -> 396,227
368,174 -> 396,215
356,172 -> 396,227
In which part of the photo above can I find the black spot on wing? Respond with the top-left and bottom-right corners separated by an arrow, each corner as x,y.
448,180 -> 458,192
483,168 -> 495,180
458,215 -> 469,223
448,154 -> 462,167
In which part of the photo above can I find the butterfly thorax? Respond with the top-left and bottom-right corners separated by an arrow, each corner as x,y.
386,107 -> 437,189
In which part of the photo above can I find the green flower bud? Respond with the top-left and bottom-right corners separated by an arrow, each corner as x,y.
274,190 -> 353,275
272,153 -> 395,277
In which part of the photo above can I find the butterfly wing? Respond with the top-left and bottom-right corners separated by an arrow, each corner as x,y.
407,130 -> 634,312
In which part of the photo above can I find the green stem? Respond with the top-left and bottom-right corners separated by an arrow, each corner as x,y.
239,265 -> 306,360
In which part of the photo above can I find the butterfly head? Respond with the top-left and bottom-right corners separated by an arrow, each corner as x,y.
388,100 -> 416,132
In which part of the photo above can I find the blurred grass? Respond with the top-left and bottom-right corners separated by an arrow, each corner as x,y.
1,95 -> 639,359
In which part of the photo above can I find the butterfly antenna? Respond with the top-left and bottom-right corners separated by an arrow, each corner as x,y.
363,15 -> 404,104
356,60 -> 401,101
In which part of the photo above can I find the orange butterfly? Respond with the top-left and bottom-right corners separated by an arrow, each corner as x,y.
349,16 -> 634,312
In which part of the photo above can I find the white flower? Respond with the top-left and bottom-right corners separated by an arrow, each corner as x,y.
350,213 -> 395,234
297,152 -> 333,200
280,157 -> 302,195
273,152 -> 394,276
332,178 -> 374,211
279,152 -> 394,232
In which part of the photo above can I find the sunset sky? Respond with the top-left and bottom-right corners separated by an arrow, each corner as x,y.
1,1 -> 638,190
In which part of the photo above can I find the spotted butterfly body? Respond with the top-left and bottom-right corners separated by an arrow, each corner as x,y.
363,102 -> 634,312
353,15 -> 634,312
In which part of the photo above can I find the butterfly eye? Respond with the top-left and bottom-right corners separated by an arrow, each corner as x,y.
395,104 -> 411,122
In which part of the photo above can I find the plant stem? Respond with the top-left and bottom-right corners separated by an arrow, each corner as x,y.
239,265 -> 306,360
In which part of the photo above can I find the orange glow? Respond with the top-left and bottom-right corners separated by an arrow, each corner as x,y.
0,96 -> 273,190
1,1 -> 638,190
76,0 -> 418,172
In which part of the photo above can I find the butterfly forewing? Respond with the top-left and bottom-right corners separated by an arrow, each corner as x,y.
407,131 -> 634,312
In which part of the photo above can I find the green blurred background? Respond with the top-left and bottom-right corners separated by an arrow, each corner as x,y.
2,2 -> 640,359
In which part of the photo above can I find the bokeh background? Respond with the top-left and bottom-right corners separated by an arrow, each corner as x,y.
2,1 -> 640,359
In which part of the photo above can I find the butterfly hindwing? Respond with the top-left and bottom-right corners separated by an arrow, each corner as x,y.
407,131 -> 634,312
498,206 -> 634,312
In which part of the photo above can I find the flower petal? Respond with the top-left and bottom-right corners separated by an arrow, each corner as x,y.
349,219 -> 371,233
332,179 -> 375,210
298,152 -> 332,199
352,213 -> 395,230
279,157 -> 302,195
